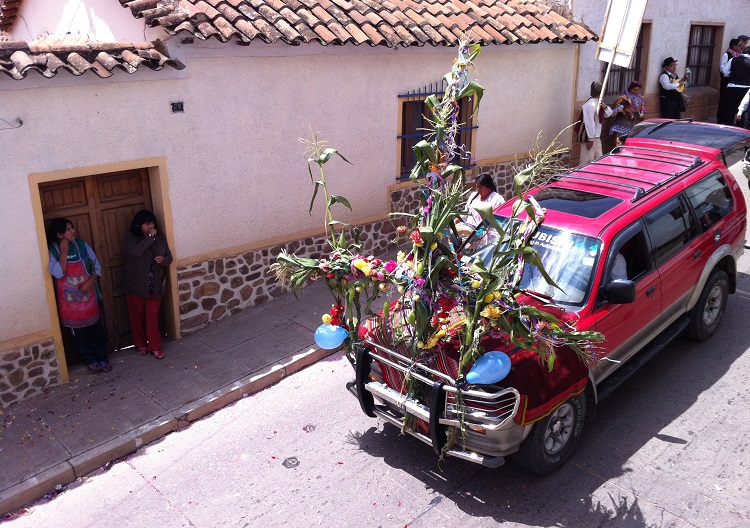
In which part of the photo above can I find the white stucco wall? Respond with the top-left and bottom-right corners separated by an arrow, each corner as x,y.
0,19 -> 580,342
573,0 -> 750,102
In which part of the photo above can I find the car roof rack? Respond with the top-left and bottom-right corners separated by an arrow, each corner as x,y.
560,146 -> 702,202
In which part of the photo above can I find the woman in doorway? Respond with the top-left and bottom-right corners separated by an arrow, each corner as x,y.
47,218 -> 111,372
124,210 -> 173,359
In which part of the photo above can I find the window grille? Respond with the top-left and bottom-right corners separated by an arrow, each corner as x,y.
687,25 -> 717,87
602,27 -> 645,96
397,79 -> 477,180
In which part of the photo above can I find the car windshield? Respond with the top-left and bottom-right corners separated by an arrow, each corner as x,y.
469,219 -> 602,306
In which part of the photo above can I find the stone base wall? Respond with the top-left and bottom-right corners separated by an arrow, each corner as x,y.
177,218 -> 400,334
0,339 -> 59,409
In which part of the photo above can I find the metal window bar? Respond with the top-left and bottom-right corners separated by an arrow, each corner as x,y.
602,26 -> 644,96
397,79 -> 477,179
687,25 -> 716,87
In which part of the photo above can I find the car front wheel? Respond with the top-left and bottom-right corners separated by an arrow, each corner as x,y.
512,392 -> 586,475
687,269 -> 729,341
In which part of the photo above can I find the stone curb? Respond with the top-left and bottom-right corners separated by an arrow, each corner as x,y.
0,344 -> 334,517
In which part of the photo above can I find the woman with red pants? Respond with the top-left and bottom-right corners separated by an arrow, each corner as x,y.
124,210 -> 172,359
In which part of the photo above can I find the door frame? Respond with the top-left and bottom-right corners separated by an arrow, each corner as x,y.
29,157 -> 180,383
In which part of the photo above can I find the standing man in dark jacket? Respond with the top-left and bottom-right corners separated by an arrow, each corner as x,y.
727,46 -> 750,127
718,39 -> 743,124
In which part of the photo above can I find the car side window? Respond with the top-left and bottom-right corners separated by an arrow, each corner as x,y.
643,196 -> 696,265
604,222 -> 651,286
684,171 -> 733,231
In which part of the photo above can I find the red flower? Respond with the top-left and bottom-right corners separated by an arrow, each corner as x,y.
410,230 -> 423,245
330,317 -> 341,326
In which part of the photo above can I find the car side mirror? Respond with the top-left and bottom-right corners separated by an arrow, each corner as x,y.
605,279 -> 636,304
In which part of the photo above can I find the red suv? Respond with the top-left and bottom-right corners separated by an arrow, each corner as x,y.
350,120 -> 749,474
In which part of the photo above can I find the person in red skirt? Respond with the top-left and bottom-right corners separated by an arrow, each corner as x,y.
123,210 -> 173,359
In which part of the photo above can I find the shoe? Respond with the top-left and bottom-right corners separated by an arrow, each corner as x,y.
152,350 -> 165,360
138,347 -> 148,356
87,363 -> 101,373
98,361 -> 113,372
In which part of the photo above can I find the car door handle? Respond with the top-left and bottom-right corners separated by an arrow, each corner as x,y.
693,250 -> 702,259
646,286 -> 656,296
714,230 -> 721,244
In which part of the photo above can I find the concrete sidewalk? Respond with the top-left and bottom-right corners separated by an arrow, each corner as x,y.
0,280 -> 336,517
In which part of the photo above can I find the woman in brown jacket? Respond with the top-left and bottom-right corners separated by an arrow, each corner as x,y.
124,210 -> 172,359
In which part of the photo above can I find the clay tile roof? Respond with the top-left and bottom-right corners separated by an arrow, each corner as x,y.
118,0 -> 596,47
0,37 -> 185,80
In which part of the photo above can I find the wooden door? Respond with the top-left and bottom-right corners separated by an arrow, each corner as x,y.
40,170 -> 154,361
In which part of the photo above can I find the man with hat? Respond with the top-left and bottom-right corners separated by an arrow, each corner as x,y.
659,57 -> 688,119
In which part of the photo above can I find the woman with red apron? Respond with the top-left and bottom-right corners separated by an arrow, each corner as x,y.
47,218 -> 111,372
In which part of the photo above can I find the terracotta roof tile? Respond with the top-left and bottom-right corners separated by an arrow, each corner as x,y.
0,38 -> 184,80
359,23 -> 385,46
115,0 -> 595,47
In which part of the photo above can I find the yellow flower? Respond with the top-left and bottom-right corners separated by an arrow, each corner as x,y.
430,242 -> 438,250
484,293 -> 494,304
397,251 -> 406,263
471,280 -> 482,289
362,264 -> 372,276
480,305 -> 502,319
352,258 -> 367,270
322,314 -> 332,324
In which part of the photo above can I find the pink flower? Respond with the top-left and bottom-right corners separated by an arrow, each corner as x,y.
384,260 -> 397,273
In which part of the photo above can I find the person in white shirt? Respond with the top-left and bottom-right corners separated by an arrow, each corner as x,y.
659,57 -> 688,119
718,39 -> 744,124
736,88 -> 750,129
726,46 -> 750,125
580,81 -> 615,165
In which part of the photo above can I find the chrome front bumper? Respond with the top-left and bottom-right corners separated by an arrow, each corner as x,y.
349,341 -> 528,468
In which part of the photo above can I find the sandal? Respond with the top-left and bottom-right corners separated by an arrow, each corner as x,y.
98,361 -> 113,372
152,350 -> 165,360
87,363 -> 101,373
138,347 -> 148,356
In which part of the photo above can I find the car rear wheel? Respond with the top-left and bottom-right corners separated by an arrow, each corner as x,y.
687,269 -> 729,341
512,392 -> 586,475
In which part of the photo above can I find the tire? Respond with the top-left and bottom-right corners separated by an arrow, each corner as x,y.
687,269 -> 729,341
512,392 -> 586,475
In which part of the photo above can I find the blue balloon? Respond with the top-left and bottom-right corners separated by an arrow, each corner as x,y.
314,324 -> 349,349
466,351 -> 512,385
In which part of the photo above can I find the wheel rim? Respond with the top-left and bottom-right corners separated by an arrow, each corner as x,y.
702,282 -> 725,327
544,403 -> 575,455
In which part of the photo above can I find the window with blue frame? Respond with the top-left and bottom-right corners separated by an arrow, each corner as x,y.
397,82 -> 477,180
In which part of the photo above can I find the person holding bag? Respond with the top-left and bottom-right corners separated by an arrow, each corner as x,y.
123,210 -> 173,360
47,218 -> 111,372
